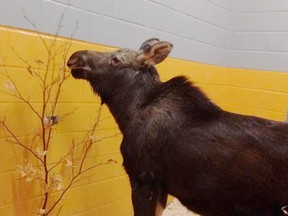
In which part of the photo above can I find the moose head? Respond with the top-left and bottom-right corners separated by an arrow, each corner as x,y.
67,38 -> 173,81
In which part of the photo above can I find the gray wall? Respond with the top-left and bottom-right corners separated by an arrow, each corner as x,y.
1,0 -> 288,71
229,0 -> 288,71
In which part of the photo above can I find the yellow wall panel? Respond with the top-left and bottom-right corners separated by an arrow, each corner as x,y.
226,68 -> 288,93
158,58 -> 226,85
77,198 -> 133,216
220,86 -> 288,112
256,109 -> 286,121
53,176 -> 131,215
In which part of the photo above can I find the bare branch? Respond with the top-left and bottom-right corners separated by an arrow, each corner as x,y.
45,161 -> 109,216
60,107 -> 78,121
47,144 -> 75,172
23,15 -> 50,53
1,11 -> 119,215
0,119 -> 44,162
3,71 -> 42,120
56,205 -> 64,216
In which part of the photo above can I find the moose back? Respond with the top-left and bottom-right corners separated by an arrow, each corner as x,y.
67,38 -> 288,216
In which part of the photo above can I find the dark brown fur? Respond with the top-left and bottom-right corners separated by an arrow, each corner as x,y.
68,39 -> 288,216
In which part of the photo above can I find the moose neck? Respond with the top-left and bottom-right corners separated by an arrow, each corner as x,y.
89,67 -> 161,132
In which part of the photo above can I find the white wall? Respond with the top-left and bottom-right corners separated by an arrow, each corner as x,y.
229,0 -> 288,71
0,0 -> 234,67
1,0 -> 288,72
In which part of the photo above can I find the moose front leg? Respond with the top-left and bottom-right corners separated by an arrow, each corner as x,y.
131,181 -> 168,216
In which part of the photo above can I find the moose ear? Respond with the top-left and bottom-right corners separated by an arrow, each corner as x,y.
137,39 -> 173,66
139,38 -> 160,51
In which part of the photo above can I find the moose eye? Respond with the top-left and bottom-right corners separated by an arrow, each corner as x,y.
110,56 -> 121,66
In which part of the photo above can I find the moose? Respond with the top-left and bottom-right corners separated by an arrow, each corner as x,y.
67,38 -> 288,216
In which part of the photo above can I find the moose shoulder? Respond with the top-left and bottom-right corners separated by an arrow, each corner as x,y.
67,38 -> 288,216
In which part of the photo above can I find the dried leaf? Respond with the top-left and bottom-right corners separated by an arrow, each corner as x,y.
107,159 -> 117,164
43,116 -> 59,127
50,174 -> 63,191
43,116 -> 50,127
27,66 -> 35,76
25,177 -> 34,182
37,208 -> 45,215
56,183 -> 63,191
16,162 -> 37,181
34,59 -> 44,65
65,159 -> 73,167
89,135 -> 100,142
36,147 -> 48,157
4,82 -> 15,93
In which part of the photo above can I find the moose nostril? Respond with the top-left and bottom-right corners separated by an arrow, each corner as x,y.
67,56 -> 78,67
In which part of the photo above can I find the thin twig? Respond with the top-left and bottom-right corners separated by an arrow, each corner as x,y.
3,73 -> 42,120
45,162 -> 108,215
0,119 -> 43,162
10,47 -> 44,83
1,13 -> 119,215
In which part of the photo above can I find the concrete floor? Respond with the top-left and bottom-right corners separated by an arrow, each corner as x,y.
162,199 -> 199,216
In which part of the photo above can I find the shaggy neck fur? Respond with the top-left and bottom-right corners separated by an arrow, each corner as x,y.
89,67 -> 222,133
88,67 -> 159,131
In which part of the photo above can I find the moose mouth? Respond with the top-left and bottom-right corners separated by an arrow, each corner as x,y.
69,65 -> 92,79
71,68 -> 86,79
